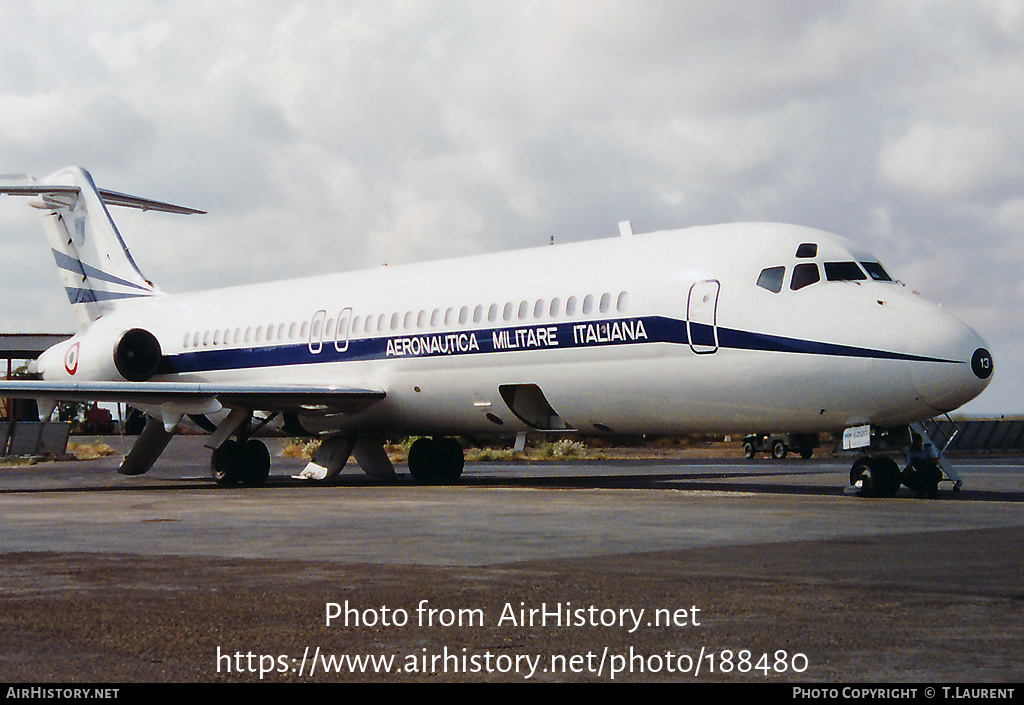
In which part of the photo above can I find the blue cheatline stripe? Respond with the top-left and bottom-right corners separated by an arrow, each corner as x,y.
716,327 -> 947,361
51,249 -> 154,292
160,315 -> 958,376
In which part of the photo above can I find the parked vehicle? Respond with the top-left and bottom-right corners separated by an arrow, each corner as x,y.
742,433 -> 818,459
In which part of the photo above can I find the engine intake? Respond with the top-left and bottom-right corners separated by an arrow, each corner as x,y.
114,328 -> 163,381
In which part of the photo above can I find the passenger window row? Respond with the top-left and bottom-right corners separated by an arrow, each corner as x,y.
181,291 -> 630,350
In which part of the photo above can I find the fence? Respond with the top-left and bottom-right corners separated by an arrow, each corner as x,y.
0,421 -> 72,457
917,418 -> 1024,452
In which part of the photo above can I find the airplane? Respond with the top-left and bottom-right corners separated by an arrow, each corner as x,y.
0,166 -> 994,497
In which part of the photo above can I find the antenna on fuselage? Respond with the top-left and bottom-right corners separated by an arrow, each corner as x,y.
618,220 -> 633,237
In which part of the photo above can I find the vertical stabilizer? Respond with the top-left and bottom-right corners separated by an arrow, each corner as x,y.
0,166 -> 203,329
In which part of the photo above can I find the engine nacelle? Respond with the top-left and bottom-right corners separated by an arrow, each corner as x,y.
37,327 -> 164,382
113,328 -> 163,381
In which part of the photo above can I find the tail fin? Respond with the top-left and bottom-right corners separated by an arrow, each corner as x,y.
0,166 -> 203,328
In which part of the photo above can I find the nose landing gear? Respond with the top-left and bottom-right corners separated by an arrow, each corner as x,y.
849,456 -> 901,498
846,423 -> 961,498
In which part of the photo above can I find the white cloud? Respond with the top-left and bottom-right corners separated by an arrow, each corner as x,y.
878,124 -> 1003,197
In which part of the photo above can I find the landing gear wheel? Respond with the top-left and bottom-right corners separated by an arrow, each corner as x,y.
799,447 -> 814,459
850,456 -> 900,498
408,437 -> 439,483
850,457 -> 871,490
408,437 -> 465,484
435,437 -> 465,483
771,440 -> 788,459
743,441 -> 756,459
872,457 -> 901,497
240,439 -> 271,486
211,439 -> 243,486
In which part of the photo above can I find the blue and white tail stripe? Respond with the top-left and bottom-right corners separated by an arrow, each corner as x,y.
0,167 -> 191,327
51,248 -> 155,305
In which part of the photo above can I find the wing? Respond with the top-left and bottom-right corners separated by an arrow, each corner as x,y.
0,380 -> 385,414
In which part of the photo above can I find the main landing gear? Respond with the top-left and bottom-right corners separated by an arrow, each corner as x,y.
209,410 -> 275,487
408,436 -> 465,484
211,438 -> 271,486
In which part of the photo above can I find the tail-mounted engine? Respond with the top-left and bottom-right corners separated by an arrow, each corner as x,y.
37,327 -> 164,382
113,328 -> 163,381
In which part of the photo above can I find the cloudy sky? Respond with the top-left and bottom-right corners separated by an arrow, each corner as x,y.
0,1 -> 1020,414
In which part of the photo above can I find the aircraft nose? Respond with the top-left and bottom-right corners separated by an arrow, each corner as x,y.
907,308 -> 993,414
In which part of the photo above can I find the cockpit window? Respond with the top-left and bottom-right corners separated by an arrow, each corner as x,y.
824,261 -> 867,281
791,262 -> 820,290
795,243 -> 818,258
756,266 -> 786,293
860,262 -> 893,282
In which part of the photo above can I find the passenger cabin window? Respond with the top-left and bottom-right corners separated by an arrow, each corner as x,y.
756,266 -> 786,293
791,263 -> 820,291
861,262 -> 893,282
616,291 -> 628,312
824,262 -> 867,281
796,243 -> 818,258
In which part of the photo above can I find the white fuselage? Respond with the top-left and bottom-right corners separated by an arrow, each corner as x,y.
37,223 -> 992,437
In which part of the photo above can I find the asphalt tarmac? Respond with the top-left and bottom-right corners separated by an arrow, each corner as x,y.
1,437 -> 1021,683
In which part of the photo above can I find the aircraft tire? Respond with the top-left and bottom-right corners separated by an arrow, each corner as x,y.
408,436 -> 465,484
771,441 -> 788,459
743,442 -> 756,459
871,457 -> 901,497
850,457 -> 871,492
408,437 -> 439,483
799,447 -> 813,459
240,439 -> 271,486
211,439 -> 243,486
851,457 -> 900,498
435,437 -> 465,483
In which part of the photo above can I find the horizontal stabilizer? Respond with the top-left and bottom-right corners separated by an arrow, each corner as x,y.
0,182 -> 204,215
97,188 -> 205,215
